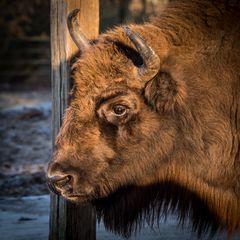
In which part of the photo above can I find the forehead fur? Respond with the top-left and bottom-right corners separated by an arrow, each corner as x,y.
72,26 -> 146,101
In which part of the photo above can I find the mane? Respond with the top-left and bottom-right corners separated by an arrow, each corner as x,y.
93,182 -> 224,238
150,0 -> 240,46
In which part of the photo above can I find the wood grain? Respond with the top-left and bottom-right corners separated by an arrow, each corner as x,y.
50,0 -> 99,239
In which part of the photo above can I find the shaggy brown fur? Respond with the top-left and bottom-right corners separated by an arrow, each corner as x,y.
48,0 -> 240,235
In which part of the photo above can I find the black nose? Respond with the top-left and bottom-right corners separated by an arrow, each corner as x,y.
47,175 -> 72,194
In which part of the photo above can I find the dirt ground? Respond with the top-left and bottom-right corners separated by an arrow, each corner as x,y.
0,90 -> 51,196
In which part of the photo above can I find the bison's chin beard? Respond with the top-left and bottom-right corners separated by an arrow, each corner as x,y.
93,181 -> 225,239
57,181 -> 225,238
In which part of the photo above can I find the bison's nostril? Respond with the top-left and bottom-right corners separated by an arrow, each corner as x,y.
51,175 -> 71,186
48,175 -> 72,194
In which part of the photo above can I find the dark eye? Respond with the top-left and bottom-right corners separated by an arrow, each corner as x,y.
112,105 -> 127,116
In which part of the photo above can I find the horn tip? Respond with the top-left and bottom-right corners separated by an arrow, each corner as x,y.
68,8 -> 80,20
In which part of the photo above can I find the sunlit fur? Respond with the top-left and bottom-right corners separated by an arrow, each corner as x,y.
48,0 -> 240,236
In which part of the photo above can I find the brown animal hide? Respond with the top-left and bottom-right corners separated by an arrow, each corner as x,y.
47,0 -> 240,235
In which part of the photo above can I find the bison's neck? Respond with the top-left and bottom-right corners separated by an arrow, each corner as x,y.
161,80 -> 240,232
161,165 -> 240,232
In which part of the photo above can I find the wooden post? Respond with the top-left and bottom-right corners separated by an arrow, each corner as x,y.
50,0 -> 99,239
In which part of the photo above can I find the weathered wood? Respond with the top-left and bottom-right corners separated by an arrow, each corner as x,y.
50,0 -> 99,239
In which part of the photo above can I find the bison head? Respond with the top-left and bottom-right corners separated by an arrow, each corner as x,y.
47,10 -> 183,203
47,8 -> 225,205
46,2 -> 240,233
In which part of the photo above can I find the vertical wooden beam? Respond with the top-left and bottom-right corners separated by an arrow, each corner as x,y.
50,0 -> 99,239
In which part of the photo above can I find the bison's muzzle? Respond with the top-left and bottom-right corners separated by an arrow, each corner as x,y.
47,175 -> 72,195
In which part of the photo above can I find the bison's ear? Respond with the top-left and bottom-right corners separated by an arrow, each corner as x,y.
144,71 -> 186,113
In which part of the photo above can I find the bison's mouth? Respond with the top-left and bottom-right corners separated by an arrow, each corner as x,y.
47,176 -> 97,203
63,192 -> 95,203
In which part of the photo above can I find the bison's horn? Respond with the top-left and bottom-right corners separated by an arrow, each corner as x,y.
67,9 -> 90,52
123,26 -> 160,82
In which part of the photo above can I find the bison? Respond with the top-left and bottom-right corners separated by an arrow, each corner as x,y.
47,0 -> 240,235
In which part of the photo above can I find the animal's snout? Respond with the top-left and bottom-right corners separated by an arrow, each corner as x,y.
47,174 -> 73,195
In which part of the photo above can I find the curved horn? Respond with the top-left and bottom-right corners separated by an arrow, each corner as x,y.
123,26 -> 160,82
67,9 -> 90,52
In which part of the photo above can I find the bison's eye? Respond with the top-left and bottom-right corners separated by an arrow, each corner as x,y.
112,105 -> 127,116
96,92 -> 140,126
